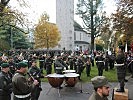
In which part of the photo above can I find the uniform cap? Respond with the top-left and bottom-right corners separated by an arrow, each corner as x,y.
1,63 -> 9,68
17,62 -> 28,68
91,76 -> 111,88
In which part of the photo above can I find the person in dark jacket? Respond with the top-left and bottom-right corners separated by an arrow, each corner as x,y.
115,47 -> 126,92
54,55 -> 65,74
38,54 -> 45,73
28,60 -> 44,100
95,52 -> 105,76
76,55 -> 84,80
12,62 -> 39,100
89,76 -> 110,100
0,63 -> 12,100
85,56 -> 91,77
45,55 -> 53,75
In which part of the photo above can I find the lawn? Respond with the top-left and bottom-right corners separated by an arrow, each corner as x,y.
41,63 -> 118,82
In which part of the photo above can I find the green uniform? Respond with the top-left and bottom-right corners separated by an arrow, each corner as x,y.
28,66 -> 43,100
12,72 -> 33,100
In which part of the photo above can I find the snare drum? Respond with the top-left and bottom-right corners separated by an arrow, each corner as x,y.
46,73 -> 64,88
64,73 -> 79,87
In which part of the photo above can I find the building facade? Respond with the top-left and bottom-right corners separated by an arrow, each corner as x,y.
74,21 -> 91,52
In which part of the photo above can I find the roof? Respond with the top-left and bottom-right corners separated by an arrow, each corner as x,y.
74,21 -> 88,33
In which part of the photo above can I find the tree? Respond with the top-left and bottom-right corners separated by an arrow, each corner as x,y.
0,0 -> 27,12
0,7 -> 31,50
111,0 -> 133,46
34,12 -> 61,49
98,12 -> 113,50
12,27 -> 31,49
76,0 -> 104,52
95,37 -> 104,51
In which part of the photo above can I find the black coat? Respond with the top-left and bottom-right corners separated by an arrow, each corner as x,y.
0,71 -> 12,100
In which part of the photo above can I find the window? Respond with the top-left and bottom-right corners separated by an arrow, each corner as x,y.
69,30 -> 72,34
74,32 -> 76,40
69,36 -> 72,40
69,44 -> 72,48
80,33 -> 81,40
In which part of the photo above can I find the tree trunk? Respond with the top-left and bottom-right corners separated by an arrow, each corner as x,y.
90,0 -> 94,53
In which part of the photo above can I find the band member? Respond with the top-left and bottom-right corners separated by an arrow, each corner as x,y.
8,56 -> 16,77
76,55 -> 84,80
12,62 -> 39,100
95,52 -> 105,76
38,54 -> 45,73
108,53 -> 115,70
54,55 -> 65,74
68,56 -> 74,70
45,55 -> 53,75
85,56 -> 91,77
28,60 -> 44,100
0,63 -> 12,100
28,54 -> 33,68
90,52 -> 95,67
104,52 -> 109,71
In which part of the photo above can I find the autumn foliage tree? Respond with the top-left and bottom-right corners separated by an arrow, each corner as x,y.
111,0 -> 133,46
34,13 -> 61,49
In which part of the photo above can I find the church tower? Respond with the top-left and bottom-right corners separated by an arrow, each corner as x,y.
56,0 -> 74,51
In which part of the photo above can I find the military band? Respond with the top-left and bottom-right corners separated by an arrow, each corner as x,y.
0,49 -> 132,99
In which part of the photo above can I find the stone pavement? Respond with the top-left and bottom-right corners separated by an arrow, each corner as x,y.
11,75 -> 133,100
38,75 -> 133,100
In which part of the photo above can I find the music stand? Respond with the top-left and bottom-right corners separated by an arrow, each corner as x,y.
77,76 -> 89,94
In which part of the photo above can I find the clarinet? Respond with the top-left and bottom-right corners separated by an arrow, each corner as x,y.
27,72 -> 35,81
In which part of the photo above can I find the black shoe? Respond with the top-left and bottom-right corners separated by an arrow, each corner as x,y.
116,88 -> 125,92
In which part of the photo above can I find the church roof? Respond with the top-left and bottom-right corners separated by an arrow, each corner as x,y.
74,21 -> 84,31
74,21 -> 88,33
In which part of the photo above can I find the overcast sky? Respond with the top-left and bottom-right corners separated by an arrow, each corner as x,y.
9,0 -> 117,25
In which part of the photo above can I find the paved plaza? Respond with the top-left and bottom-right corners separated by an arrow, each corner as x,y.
37,75 -> 133,100
11,75 -> 133,100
